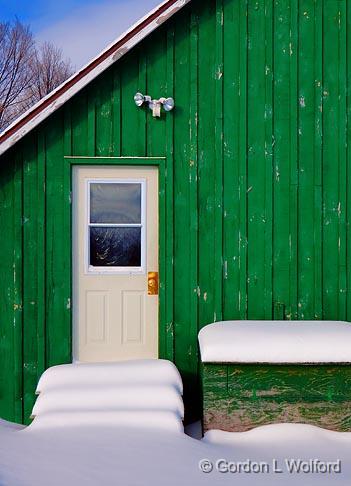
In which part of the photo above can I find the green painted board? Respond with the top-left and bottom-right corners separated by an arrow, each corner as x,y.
202,363 -> 351,432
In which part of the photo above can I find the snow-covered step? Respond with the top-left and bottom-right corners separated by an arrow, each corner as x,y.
30,360 -> 184,432
29,411 -> 183,432
36,359 -> 183,394
31,385 -> 184,418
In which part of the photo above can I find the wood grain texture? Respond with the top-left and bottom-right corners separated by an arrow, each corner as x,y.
202,363 -> 351,432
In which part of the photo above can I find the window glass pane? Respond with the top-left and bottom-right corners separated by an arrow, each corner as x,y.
90,183 -> 141,224
90,227 -> 141,267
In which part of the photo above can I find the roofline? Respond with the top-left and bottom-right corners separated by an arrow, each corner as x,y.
0,0 -> 190,156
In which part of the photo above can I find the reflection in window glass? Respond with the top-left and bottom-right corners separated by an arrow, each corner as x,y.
90,183 -> 141,224
90,227 -> 141,267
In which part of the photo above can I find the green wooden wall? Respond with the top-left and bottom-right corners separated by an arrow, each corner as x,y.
0,0 -> 351,423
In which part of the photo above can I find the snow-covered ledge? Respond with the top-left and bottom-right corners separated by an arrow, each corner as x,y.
198,320 -> 351,364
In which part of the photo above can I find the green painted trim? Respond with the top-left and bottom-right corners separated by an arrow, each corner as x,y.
64,156 -> 169,360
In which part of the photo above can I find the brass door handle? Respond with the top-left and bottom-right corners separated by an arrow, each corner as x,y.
148,272 -> 159,295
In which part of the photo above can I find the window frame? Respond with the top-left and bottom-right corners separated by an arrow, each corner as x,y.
85,178 -> 147,275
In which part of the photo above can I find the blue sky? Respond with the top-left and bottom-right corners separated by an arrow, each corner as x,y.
0,0 -> 160,68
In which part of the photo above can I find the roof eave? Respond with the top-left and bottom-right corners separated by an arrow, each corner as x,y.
0,0 -> 190,157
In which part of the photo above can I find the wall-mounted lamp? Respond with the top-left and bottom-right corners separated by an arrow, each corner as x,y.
134,92 -> 175,118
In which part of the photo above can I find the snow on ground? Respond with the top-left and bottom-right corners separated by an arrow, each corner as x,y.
199,320 -> 351,363
0,419 -> 25,432
1,359 -> 351,484
0,422 -> 351,485
185,420 -> 203,439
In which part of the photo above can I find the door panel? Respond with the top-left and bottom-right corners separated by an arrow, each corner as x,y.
72,166 -> 159,362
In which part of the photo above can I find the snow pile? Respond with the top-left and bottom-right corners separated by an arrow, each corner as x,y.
30,360 -> 184,432
199,320 -> 351,363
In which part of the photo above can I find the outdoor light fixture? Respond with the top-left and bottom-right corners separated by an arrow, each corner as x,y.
134,92 -> 175,118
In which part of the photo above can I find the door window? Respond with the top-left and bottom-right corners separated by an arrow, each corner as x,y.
86,180 -> 146,273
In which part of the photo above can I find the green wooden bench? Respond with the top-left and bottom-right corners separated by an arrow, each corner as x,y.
199,321 -> 351,432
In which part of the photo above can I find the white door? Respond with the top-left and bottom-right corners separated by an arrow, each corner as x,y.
72,165 -> 159,362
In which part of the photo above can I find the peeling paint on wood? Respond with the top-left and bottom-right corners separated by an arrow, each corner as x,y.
202,364 -> 351,432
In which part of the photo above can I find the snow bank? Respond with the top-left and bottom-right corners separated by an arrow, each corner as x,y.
199,320 -> 351,363
36,359 -> 183,394
29,411 -> 183,432
32,385 -> 184,418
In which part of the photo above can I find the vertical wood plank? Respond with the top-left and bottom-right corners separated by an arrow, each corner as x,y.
45,113 -> 71,367
347,0 -> 351,322
273,0 -> 292,319
23,134 -> 45,423
163,24 -> 175,361
297,0 -> 316,319
144,25 -> 168,360
146,28 -> 167,157
223,0 -> 239,319
0,151 -> 23,423
72,93 -> 88,156
121,50 -> 146,156
87,84 -> 96,156
214,0 -> 224,323
13,150 -> 23,424
189,3 -> 200,416
173,4 -> 199,420
238,0 -> 249,319
223,0 -> 248,320
264,0 -> 274,318
247,0 -> 273,319
313,0 -> 323,320
323,0 -> 342,319
288,0 -> 299,320
337,1 -> 347,320
96,74 -> 114,156
173,9 -> 191,377
112,68 -> 122,156
198,0 -> 217,326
